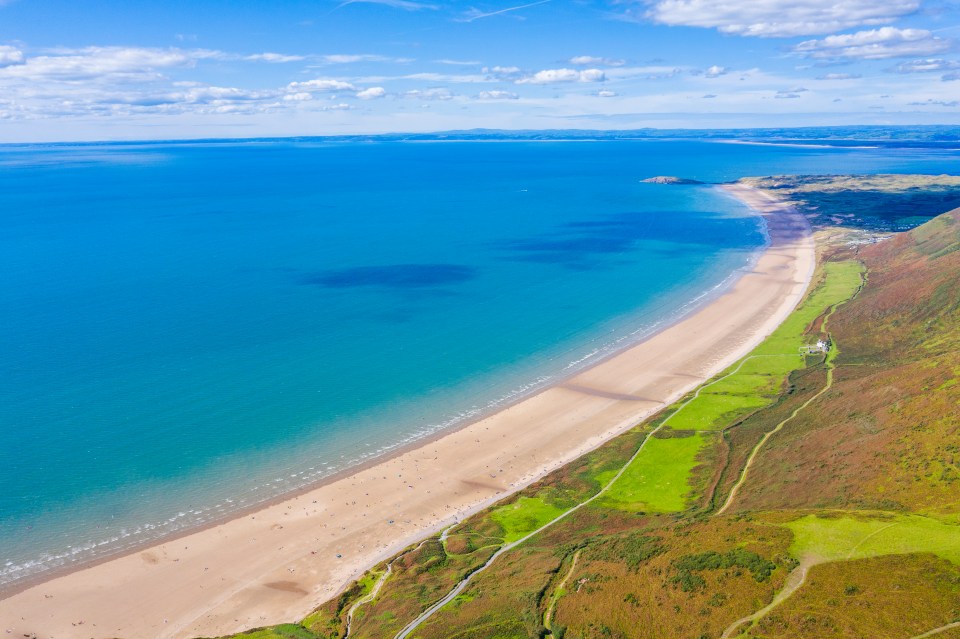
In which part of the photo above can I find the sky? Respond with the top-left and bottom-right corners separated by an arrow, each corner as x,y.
1,0 -> 959,141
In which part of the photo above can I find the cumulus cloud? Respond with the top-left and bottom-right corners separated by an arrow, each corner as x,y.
597,89 -> 618,97
704,65 -> 727,77
482,65 -> 523,81
639,0 -> 920,37
516,68 -> 606,84
568,55 -> 626,66
355,86 -> 387,99
477,90 -> 519,99
283,92 -> 314,101
890,58 -> 960,73
0,46 -> 24,68
794,28 -> 952,60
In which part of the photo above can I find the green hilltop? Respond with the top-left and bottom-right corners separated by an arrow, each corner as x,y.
210,177 -> 960,639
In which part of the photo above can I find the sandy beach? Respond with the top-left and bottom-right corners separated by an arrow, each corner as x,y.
0,184 -> 814,639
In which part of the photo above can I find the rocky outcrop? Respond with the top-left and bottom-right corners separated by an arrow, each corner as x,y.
641,176 -> 704,185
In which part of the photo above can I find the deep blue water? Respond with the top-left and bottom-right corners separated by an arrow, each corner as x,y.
1,139 -> 956,586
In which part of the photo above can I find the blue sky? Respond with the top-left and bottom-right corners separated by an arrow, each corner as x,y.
1,0 -> 959,141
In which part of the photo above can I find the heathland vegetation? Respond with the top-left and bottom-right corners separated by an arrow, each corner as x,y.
212,178 -> 960,639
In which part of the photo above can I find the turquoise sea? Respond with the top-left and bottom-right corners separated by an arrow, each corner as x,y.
1,138 -> 956,587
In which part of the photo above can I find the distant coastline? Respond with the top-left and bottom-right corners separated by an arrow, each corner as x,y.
2,123 -> 958,148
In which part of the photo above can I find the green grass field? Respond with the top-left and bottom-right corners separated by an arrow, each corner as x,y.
667,260 -> 864,432
786,513 -> 960,564
598,432 -> 710,512
590,260 -> 865,516
490,495 -> 568,543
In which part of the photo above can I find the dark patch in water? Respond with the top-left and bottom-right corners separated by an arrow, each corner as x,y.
303,263 -> 478,289
499,210 -> 752,269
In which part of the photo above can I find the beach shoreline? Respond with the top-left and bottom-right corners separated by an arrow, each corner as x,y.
0,184 -> 815,639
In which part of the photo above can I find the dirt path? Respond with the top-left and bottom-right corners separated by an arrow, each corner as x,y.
911,621 -> 960,638
714,266 -> 868,637
345,526 -> 455,638
393,354 -> 785,639
543,550 -> 580,632
720,557 -> 816,639
717,267 -> 864,515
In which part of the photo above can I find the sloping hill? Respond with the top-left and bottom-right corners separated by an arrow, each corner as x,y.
733,210 -> 960,516
211,202 -> 960,639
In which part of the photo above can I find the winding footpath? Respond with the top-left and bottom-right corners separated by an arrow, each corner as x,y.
343,524 -> 456,638
717,270 -> 863,516
543,551 -> 580,632
717,270 -> 866,638
720,557 -> 815,639
393,353 -> 786,639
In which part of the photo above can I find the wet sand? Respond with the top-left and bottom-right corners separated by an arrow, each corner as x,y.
0,184 -> 815,639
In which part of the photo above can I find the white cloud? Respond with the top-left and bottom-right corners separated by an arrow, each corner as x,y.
483,65 -> 523,81
287,78 -> 357,92
0,46 -> 209,82
245,53 -> 305,63
435,59 -> 481,66
578,69 -> 606,82
175,85 -> 267,104
604,65 -> 683,80
318,54 -> 412,64
356,86 -> 387,99
597,90 -> 618,97
794,28 -> 953,60
284,92 -> 313,101
890,58 -> 960,73
516,68 -> 606,84
477,90 -> 519,99
568,55 -> 626,67
704,65 -> 727,77
0,46 -> 24,68
403,88 -> 454,100
815,72 -> 862,79
640,0 -> 920,37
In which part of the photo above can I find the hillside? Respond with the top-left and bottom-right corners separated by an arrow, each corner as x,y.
212,197 -> 960,639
